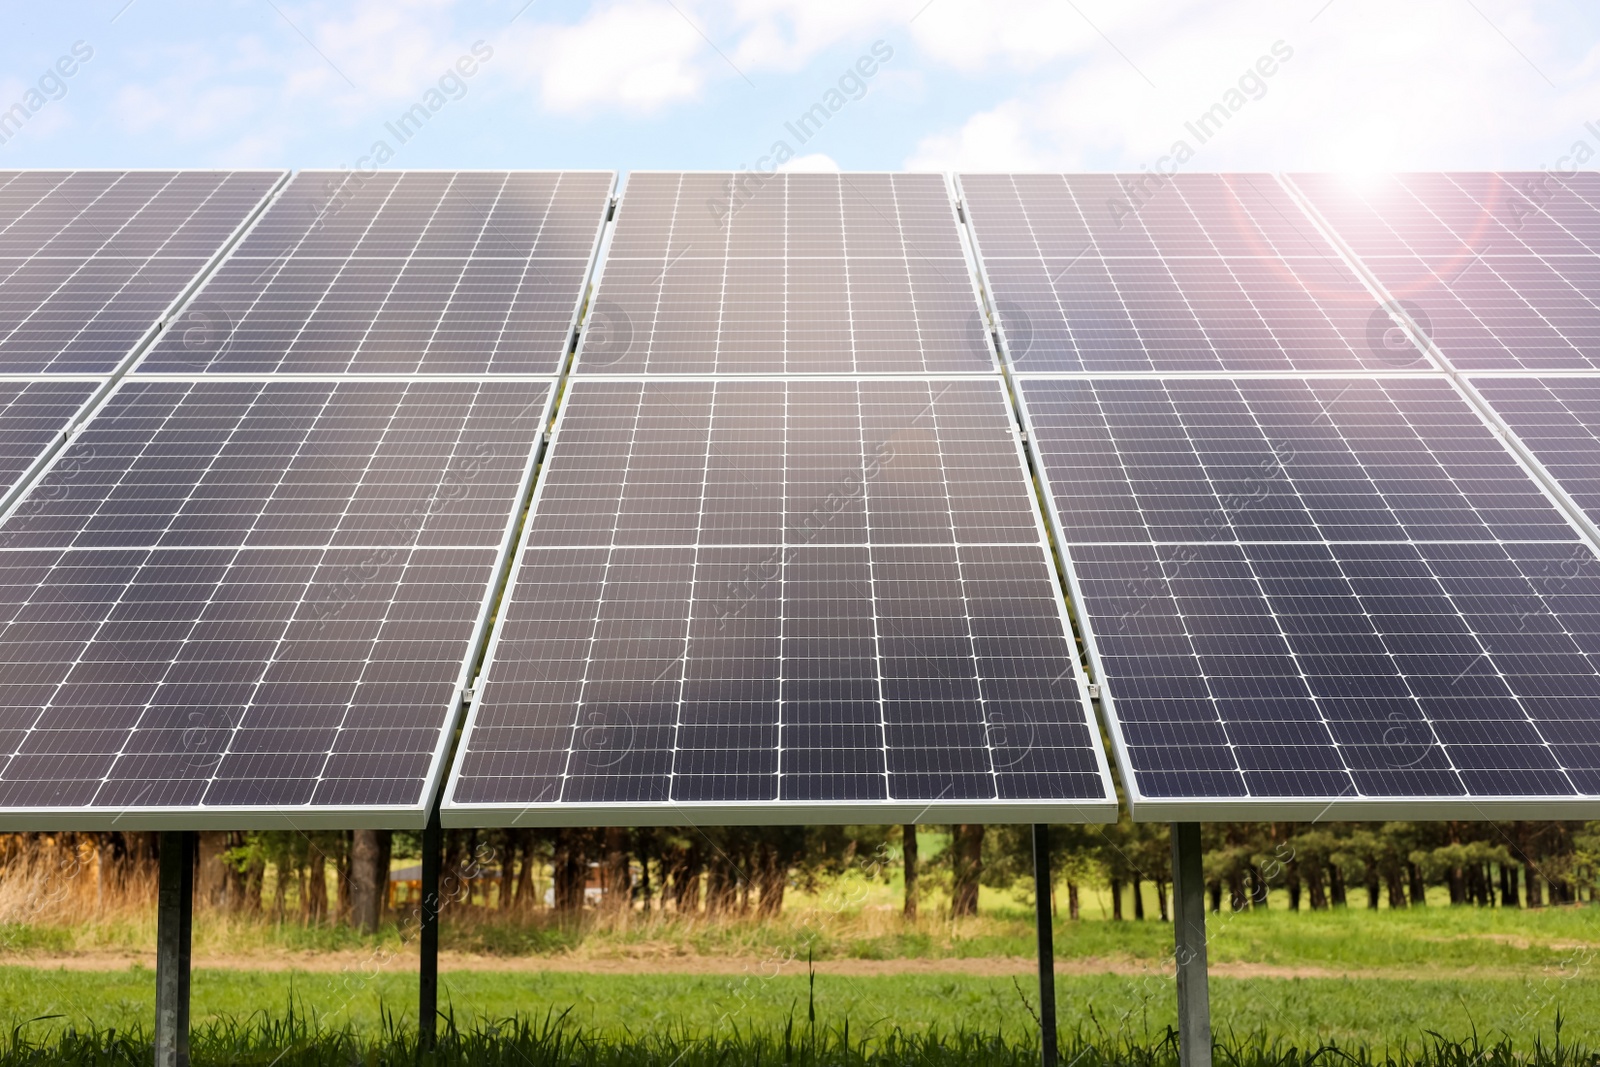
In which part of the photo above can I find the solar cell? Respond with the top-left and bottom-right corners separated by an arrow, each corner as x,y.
0,170 -> 283,374
0,377 -> 552,827
573,173 -> 995,374
1290,172 -> 1600,372
959,173 -> 1429,373
444,376 -> 1114,824
1020,374 -> 1600,818
137,171 -> 614,375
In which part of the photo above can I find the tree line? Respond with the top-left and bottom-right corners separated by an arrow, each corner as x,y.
4,819 -> 1597,931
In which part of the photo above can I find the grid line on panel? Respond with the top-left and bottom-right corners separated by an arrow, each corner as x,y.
0,543 -> 502,814
928,391 -> 1000,798
136,171 -> 612,375
232,170 -> 610,260
1031,377 -> 1577,547
309,175 -> 423,372
0,170 -> 282,374
839,177 -> 857,375
961,173 -> 1422,374
578,173 -> 992,374
1020,375 -> 1600,806
858,385 -> 892,800
0,378 -> 551,552
0,379 -> 100,503
448,377 -> 1110,814
0,376 -> 551,819
162,174 -> 410,374
1290,172 -> 1600,372
0,171 -> 281,259
1474,377 -> 1600,526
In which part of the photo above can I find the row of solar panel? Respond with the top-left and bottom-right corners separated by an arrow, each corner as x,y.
1,169 -> 1599,832
6,171 -> 1595,379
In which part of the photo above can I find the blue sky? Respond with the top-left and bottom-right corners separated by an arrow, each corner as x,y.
2,1 -> 1599,176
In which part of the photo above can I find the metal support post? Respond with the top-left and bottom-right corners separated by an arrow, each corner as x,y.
419,808 -> 442,1050
1033,824 -> 1058,1067
155,830 -> 195,1067
1171,823 -> 1212,1067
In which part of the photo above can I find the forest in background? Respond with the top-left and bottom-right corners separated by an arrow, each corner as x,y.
4,818 -> 1598,937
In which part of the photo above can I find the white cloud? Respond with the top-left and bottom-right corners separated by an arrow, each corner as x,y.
905,101 -> 1048,170
723,1 -> 900,72
906,0 -> 1600,171
505,2 -> 711,114
778,152 -> 840,171
299,0 -> 469,103
498,0 -> 912,115
54,0 -> 1600,170
906,0 -> 1106,73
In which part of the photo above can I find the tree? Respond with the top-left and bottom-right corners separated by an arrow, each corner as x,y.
902,824 -> 919,920
950,824 -> 984,917
552,828 -> 598,914
349,829 -> 389,933
602,827 -> 631,913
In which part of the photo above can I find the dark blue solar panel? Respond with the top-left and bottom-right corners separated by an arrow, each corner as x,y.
0,170 -> 283,373
959,173 -> 1426,373
444,377 -> 1114,822
136,171 -> 613,375
0,379 -> 98,503
574,173 -> 994,374
1291,172 -> 1600,372
1473,377 -> 1600,528
1023,375 -> 1600,813
0,377 -> 552,827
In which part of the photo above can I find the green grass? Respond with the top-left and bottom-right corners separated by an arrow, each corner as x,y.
416,897 -> 1600,974
21,860 -> 1600,971
4,965 -> 1600,1050
1,1004 -> 1598,1067
7,897 -> 1600,1058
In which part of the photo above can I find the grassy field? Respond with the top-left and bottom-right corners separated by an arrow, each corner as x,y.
4,966 -> 1598,1050
8,1011 -> 1597,1067
4,900 -> 1599,1053
9,867 -> 1599,969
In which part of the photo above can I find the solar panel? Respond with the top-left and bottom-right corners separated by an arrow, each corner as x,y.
573,173 -> 995,374
0,171 -> 284,374
136,171 -> 614,375
0,376 -> 552,827
443,376 -> 1114,824
1471,376 -> 1600,536
0,378 -> 99,505
958,173 -> 1429,373
1290,172 -> 1600,372
1020,374 -> 1600,818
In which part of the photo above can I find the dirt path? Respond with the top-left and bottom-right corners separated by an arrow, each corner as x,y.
0,950 -> 1474,982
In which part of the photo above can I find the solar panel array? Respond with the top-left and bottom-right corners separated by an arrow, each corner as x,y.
0,170 -> 613,829
965,171 -> 1600,819
445,171 -> 1115,825
9,166 -> 1600,829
